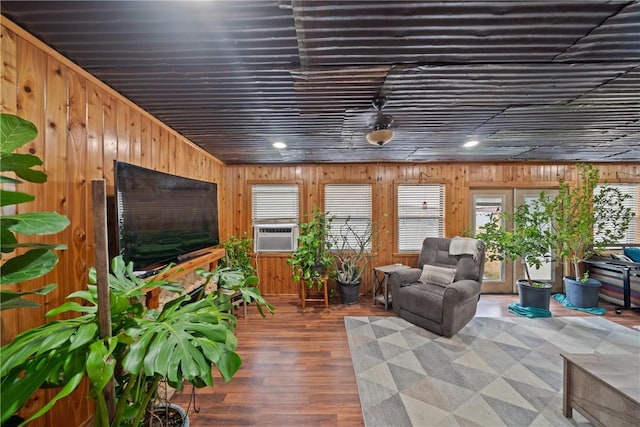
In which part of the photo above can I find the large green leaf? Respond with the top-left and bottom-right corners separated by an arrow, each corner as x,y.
3,211 -> 70,235
86,339 -> 117,393
0,153 -> 47,184
0,114 -> 38,155
0,190 -> 34,207
216,350 -> 242,382
0,249 -> 58,284
0,284 -> 56,311
69,323 -> 98,351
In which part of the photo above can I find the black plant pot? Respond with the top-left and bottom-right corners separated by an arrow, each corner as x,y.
564,276 -> 601,308
338,280 -> 361,305
517,280 -> 552,310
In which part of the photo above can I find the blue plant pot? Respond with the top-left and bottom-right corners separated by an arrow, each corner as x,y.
564,276 -> 601,308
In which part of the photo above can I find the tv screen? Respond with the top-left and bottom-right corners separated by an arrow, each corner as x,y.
114,161 -> 219,270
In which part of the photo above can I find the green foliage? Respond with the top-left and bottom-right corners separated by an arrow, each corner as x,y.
219,233 -> 257,279
0,256 -> 264,426
477,164 -> 635,284
287,208 -> 334,290
475,199 -> 552,286
540,163 -> 635,279
196,266 -> 275,318
0,113 -> 70,310
330,216 -> 375,285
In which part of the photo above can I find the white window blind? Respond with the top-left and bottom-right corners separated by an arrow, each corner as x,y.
397,184 -> 445,251
324,184 -> 372,250
594,183 -> 639,244
251,184 -> 299,224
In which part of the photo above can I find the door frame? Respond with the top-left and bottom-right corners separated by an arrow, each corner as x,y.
470,189 -> 514,293
470,187 -> 562,294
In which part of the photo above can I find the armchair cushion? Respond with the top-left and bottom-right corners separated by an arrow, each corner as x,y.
419,265 -> 457,287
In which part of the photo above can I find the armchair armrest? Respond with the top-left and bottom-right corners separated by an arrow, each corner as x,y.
389,268 -> 421,312
388,268 -> 421,288
444,279 -> 481,302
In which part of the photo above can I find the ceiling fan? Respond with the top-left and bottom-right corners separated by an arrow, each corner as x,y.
366,96 -> 394,146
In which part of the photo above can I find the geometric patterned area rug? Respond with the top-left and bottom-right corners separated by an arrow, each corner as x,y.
345,316 -> 640,427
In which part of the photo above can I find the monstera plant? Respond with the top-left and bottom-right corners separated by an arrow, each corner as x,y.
0,113 -> 70,310
1,256 -> 273,426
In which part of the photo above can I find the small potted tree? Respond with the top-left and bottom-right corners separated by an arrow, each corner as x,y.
541,164 -> 634,307
476,200 -> 553,310
329,216 -> 375,305
287,208 -> 334,292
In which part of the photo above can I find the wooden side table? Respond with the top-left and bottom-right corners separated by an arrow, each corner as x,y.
372,264 -> 408,310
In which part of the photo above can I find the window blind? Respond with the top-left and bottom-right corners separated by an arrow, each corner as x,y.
324,184 -> 372,250
251,184 -> 299,224
397,184 -> 445,251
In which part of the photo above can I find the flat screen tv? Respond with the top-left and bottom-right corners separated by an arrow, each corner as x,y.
114,161 -> 219,270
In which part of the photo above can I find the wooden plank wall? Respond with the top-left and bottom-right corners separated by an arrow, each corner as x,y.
2,19 -> 639,427
1,22 -> 224,427
223,162 -> 640,296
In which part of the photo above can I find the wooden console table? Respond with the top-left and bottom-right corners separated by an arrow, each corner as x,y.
146,247 -> 226,308
562,353 -> 640,427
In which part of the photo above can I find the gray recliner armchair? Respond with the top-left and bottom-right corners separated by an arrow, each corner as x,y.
388,237 -> 486,338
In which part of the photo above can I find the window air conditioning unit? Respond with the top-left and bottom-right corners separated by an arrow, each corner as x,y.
254,224 -> 298,252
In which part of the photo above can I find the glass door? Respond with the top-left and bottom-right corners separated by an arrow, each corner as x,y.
470,190 -> 513,293
470,188 -> 560,294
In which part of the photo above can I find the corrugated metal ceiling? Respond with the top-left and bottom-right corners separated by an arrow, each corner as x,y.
1,0 -> 639,164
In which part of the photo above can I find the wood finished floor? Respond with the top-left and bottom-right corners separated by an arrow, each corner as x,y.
171,294 -> 640,427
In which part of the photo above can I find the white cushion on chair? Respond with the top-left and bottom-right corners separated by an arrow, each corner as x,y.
419,265 -> 456,287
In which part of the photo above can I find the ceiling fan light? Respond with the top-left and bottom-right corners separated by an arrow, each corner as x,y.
366,128 -> 394,146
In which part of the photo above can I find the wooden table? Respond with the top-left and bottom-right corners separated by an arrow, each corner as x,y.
561,353 -> 640,427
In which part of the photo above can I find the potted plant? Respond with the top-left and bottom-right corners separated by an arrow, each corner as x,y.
1,256 -> 273,426
541,163 -> 634,307
219,232 -> 257,280
475,202 -> 553,310
329,216 -> 375,305
287,208 -> 334,291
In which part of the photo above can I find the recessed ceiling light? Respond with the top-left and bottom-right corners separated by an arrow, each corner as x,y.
273,141 -> 287,149
463,139 -> 479,148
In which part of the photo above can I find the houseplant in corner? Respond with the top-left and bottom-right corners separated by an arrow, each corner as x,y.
476,201 -> 553,310
329,216 -> 375,305
287,208 -> 334,292
541,163 -> 634,307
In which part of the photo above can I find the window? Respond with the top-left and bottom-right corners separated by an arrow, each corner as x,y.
251,184 -> 299,224
397,184 -> 445,251
324,184 -> 372,250
594,183 -> 639,244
